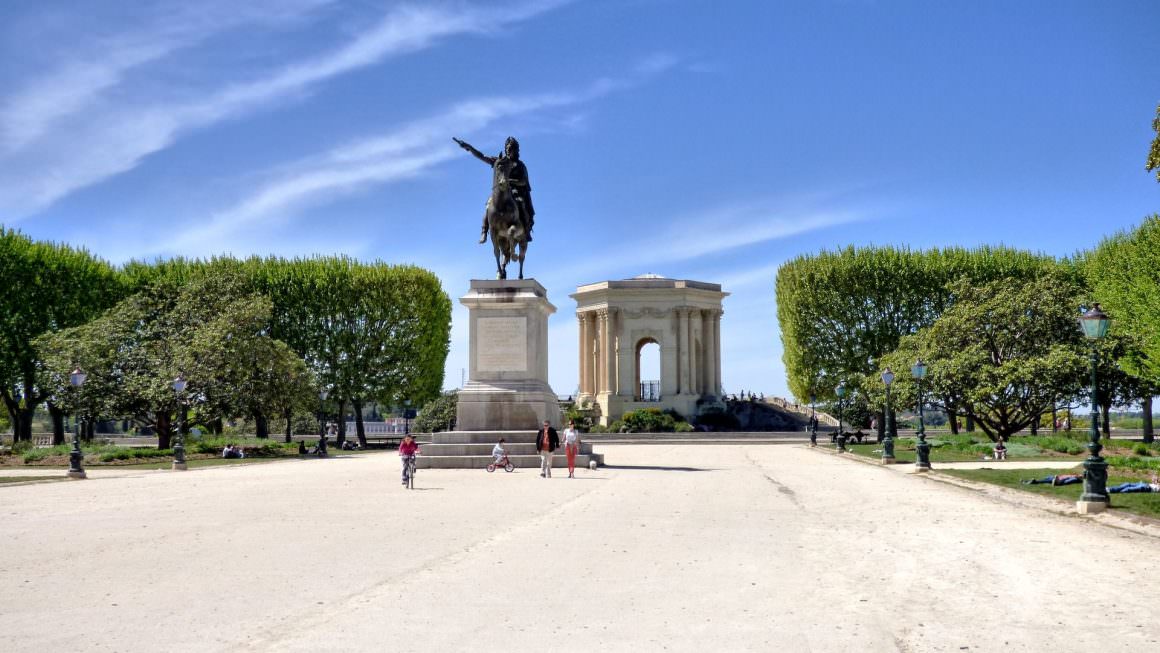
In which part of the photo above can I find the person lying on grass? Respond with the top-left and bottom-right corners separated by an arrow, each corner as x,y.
1021,474 -> 1081,486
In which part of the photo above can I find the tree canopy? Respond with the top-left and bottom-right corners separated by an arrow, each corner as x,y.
775,245 -> 1060,402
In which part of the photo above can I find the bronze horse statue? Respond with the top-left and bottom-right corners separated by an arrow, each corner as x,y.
485,157 -> 527,280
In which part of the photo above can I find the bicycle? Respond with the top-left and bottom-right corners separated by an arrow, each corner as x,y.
486,455 -> 515,473
402,454 -> 417,489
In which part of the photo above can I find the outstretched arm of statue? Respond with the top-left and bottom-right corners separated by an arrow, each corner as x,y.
452,137 -> 495,165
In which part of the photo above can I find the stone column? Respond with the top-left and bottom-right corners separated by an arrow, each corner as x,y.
714,310 -> 723,395
578,313 -> 590,395
686,308 -> 696,395
595,309 -> 608,395
675,307 -> 688,394
701,309 -> 713,396
604,309 -> 617,395
689,309 -> 699,396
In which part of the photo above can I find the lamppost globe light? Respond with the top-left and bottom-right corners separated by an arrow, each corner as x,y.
881,368 -> 894,386
1078,303 -> 1110,341
320,388 -> 329,401
835,382 -> 846,398
911,359 -> 927,379
172,373 -> 187,394
69,367 -> 87,388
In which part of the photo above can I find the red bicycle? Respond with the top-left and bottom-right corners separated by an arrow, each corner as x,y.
486,455 -> 515,473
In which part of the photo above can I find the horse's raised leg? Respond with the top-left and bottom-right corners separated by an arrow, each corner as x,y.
517,242 -> 526,280
493,239 -> 505,280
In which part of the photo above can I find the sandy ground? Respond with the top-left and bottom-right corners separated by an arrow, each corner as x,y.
2,445 -> 1158,652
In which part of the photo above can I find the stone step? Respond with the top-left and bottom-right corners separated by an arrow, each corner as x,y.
419,443 -> 596,456
431,430 -> 549,445
414,453 -> 603,470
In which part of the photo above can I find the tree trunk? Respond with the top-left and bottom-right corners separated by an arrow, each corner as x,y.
949,413 -> 960,435
284,408 -> 293,443
353,399 -> 367,448
965,415 -> 975,432
210,417 -> 223,436
48,402 -> 66,445
1144,395 -> 1154,444
1030,414 -> 1038,436
336,399 -> 347,446
1051,404 -> 1058,432
1102,403 -> 1111,437
254,412 -> 269,439
84,419 -> 95,442
16,406 -> 35,442
156,413 -> 172,450
875,409 -> 885,443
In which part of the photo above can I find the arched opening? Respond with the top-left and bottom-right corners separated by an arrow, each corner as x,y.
636,338 -> 661,401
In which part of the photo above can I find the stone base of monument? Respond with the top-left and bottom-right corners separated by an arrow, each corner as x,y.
456,380 -> 560,431
455,279 -> 562,432
1075,500 -> 1108,515
415,430 -> 604,470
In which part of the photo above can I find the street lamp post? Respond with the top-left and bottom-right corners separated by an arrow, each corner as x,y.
171,373 -> 188,470
404,398 -> 412,435
317,388 -> 329,458
809,393 -> 817,447
912,360 -> 930,472
67,367 -> 87,480
835,382 -> 847,452
1077,303 -> 1111,514
881,368 -> 895,464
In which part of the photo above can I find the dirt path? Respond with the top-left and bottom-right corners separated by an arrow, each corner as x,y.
1,445 -> 1157,652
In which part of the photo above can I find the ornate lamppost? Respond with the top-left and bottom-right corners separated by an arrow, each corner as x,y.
881,368 -> 896,464
317,387 -> 329,457
404,398 -> 412,435
1077,303 -> 1110,514
809,393 -> 817,447
67,367 -> 87,480
912,360 -> 930,472
172,373 -> 188,470
835,381 -> 847,452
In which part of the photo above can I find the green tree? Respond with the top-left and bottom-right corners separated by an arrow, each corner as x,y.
1148,103 -> 1160,183
36,270 -> 310,448
0,228 -> 125,441
896,275 -> 1087,441
776,245 -> 1060,432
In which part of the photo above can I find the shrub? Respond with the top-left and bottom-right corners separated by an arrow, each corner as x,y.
674,421 -> 694,433
413,390 -> 458,433
620,408 -> 677,433
1134,444 -> 1151,457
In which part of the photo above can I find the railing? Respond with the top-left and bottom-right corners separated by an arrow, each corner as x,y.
639,380 -> 661,402
344,419 -> 410,434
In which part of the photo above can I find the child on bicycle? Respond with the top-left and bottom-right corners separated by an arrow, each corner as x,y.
492,438 -> 508,464
399,434 -> 420,485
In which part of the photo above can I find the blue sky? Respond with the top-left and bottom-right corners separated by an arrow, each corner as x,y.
2,0 -> 1158,401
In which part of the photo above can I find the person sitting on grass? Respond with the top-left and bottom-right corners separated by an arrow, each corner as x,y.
1021,473 -> 1081,486
994,436 -> 1007,461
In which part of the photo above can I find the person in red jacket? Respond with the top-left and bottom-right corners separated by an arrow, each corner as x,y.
399,434 -> 420,485
535,420 -> 559,478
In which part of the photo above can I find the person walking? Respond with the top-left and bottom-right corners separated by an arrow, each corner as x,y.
562,420 -> 581,478
536,420 -> 559,478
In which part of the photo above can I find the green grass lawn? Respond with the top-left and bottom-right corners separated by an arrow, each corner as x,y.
844,437 -> 1083,464
943,467 -> 1160,519
0,475 -> 65,484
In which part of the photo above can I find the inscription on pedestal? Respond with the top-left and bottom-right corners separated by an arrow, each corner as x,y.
477,316 -> 528,372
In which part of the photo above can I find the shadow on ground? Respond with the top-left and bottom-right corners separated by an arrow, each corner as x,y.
600,464 -> 711,472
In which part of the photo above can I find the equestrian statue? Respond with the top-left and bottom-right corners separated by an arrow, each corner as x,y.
453,136 -> 535,280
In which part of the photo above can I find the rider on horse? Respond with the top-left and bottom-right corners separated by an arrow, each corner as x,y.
453,136 -> 535,244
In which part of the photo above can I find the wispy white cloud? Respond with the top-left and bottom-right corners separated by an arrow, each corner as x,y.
163,60 -> 676,256
0,1 -> 570,218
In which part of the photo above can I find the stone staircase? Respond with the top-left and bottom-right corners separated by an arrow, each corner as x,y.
415,430 -> 604,470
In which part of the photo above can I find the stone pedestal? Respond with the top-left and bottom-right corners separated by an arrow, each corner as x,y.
1076,500 -> 1108,515
172,462 -> 188,471
456,280 -> 561,431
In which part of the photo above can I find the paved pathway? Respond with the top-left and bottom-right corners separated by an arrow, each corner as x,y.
2,445 -> 1158,652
